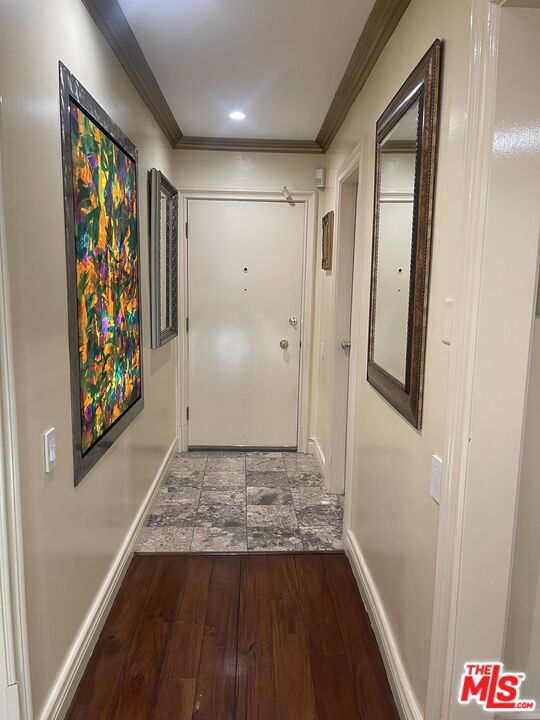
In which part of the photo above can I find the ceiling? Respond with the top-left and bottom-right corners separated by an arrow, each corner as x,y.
117,0 -> 376,141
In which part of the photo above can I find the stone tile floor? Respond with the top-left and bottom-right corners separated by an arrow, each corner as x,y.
135,451 -> 344,553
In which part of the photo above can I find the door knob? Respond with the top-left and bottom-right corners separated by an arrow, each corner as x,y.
280,339 -> 289,349
341,339 -> 351,350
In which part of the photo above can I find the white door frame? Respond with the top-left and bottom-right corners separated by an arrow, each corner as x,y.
426,0 -> 536,717
326,142 -> 364,495
178,188 -> 318,454
0,104 -> 32,719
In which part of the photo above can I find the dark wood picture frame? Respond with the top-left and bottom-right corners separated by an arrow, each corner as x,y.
367,40 -> 442,429
322,210 -> 334,271
149,168 -> 179,348
59,62 -> 144,485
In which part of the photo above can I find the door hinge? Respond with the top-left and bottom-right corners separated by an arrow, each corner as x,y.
186,316 -> 189,333
185,221 -> 188,239
186,406 -> 190,421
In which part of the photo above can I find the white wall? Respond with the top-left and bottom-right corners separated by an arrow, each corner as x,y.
0,0 -> 177,714
310,0 -> 473,710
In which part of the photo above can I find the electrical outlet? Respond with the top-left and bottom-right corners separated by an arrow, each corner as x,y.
431,454 -> 442,504
43,427 -> 56,473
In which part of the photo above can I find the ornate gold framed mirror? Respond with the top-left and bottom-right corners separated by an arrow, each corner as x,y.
367,40 -> 442,429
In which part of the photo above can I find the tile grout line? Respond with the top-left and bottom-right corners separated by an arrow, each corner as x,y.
189,451 -> 208,551
285,452 -> 305,550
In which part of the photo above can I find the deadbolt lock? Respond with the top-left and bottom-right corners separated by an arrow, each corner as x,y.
280,339 -> 289,350
289,317 -> 298,327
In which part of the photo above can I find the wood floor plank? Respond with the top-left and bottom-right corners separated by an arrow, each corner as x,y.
192,557 -> 241,720
235,556 -> 278,720
108,617 -> 168,720
109,556 -> 192,719
269,556 -> 318,720
152,678 -> 197,720
295,555 -> 362,720
152,557 -> 214,719
65,556 -> 157,720
294,555 -> 346,656
322,554 -> 399,720
160,556 -> 214,679
144,555 -> 192,621
310,654 -> 363,720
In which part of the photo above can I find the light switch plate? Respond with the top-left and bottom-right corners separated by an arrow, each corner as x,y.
442,298 -> 454,346
43,427 -> 56,473
431,454 -> 442,504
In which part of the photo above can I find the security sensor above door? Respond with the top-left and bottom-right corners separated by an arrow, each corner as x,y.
314,167 -> 326,189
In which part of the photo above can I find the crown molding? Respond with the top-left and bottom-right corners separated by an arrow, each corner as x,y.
175,136 -> 323,153
81,0 -> 182,147
82,0 -> 410,154
381,139 -> 417,153
316,0 -> 411,152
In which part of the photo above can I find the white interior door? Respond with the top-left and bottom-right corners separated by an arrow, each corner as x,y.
187,198 -> 305,448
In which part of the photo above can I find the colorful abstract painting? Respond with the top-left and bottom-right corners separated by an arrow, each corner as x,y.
69,101 -> 141,454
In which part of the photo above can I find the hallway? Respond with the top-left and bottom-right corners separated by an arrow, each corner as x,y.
65,553 -> 398,720
3,0 -> 540,717
136,452 -> 344,553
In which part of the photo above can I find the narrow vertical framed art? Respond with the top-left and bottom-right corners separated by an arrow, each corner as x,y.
59,62 -> 144,485
322,210 -> 334,271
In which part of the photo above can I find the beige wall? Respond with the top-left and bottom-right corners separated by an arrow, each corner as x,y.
310,0 -> 473,709
170,149 -> 324,191
0,0 -> 178,714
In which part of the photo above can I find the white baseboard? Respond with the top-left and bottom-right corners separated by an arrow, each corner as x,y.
344,529 -> 423,720
308,437 -> 325,478
39,438 -> 178,720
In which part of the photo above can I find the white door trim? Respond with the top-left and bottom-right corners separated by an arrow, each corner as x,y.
178,188 -> 317,453
326,141 -> 364,494
426,2 -> 525,719
0,104 -> 32,719
341,138 -> 369,536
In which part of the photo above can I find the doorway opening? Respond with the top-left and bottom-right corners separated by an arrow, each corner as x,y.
326,145 -> 362,497
179,190 -> 317,455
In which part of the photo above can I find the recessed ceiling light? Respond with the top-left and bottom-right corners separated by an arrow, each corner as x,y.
228,111 -> 245,121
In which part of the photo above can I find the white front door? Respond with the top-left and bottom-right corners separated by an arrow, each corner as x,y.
187,198 -> 305,448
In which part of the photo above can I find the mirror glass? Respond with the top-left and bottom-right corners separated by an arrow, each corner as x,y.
159,190 -> 169,332
372,100 -> 419,384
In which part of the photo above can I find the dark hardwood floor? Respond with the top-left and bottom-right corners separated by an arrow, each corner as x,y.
66,553 -> 399,720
